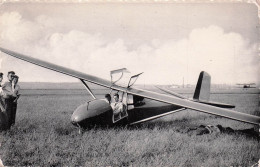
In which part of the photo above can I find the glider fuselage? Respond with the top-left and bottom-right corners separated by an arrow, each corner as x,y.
71,98 -> 183,128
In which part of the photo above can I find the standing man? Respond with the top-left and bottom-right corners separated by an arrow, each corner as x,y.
2,71 -> 16,128
10,75 -> 20,126
0,72 -> 4,111
0,73 -> 8,130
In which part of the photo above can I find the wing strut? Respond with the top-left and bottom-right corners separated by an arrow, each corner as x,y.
79,79 -> 96,99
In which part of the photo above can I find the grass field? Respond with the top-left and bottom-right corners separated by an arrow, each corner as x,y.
0,88 -> 259,166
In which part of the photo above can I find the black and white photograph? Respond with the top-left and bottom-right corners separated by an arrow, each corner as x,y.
0,1 -> 259,166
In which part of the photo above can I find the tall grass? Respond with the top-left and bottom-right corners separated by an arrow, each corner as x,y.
0,90 -> 259,166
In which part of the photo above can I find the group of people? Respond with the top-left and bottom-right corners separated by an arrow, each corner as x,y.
0,71 -> 20,131
105,93 -> 126,122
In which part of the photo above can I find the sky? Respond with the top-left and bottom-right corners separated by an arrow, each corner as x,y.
0,2 -> 259,85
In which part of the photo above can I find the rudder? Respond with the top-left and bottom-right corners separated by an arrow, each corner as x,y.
193,71 -> 211,101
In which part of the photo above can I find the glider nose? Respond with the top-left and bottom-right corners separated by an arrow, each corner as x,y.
71,103 -> 88,125
71,115 -> 80,125
71,99 -> 113,128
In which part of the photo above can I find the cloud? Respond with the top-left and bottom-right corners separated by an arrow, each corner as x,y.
0,12 -> 43,44
0,12 -> 258,85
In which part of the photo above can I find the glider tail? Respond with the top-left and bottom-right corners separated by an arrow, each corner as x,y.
193,71 -> 235,108
193,71 -> 211,101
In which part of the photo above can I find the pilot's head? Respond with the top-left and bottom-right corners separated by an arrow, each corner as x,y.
105,94 -> 111,103
7,71 -> 15,82
113,93 -> 119,102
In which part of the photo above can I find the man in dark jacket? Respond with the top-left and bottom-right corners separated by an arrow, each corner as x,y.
2,71 -> 16,128
0,72 -> 8,131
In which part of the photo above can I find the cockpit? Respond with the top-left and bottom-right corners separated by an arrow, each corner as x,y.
109,68 -> 145,123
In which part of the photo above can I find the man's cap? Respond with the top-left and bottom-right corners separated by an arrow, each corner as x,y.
8,71 -> 15,75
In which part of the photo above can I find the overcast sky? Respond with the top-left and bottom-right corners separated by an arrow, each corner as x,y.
0,2 -> 259,85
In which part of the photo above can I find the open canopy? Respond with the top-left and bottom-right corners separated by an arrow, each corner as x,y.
110,68 -> 143,88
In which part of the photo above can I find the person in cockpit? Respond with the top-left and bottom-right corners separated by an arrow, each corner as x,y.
111,93 -> 124,116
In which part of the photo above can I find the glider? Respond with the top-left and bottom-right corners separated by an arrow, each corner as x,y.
0,47 -> 259,131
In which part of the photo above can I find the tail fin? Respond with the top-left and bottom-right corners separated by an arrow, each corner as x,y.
193,71 -> 211,101
193,71 -> 235,108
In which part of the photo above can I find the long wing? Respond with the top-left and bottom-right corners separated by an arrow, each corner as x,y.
1,47 -> 259,125
0,47 -> 112,88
